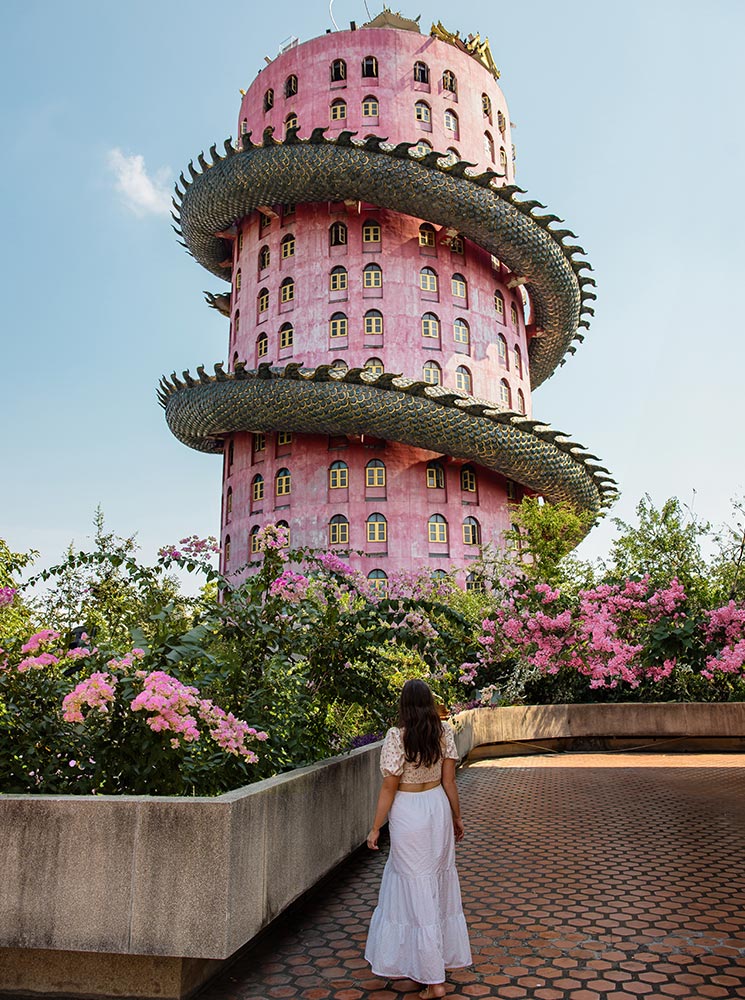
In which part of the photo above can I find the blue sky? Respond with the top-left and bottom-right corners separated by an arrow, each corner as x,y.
2,0 -> 743,576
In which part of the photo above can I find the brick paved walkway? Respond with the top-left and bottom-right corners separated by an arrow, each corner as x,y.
199,753 -> 745,1000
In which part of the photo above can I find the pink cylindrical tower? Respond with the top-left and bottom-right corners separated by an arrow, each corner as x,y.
162,14 -> 615,589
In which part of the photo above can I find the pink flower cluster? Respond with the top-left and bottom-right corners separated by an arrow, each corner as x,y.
269,570 -> 312,603
131,671 -> 202,742
702,601 -> 745,680
391,610 -> 439,642
106,648 -> 145,671
128,671 -> 268,761
21,629 -> 61,653
62,672 -> 118,722
255,523 -> 290,553
0,587 -> 16,607
471,577 -> 694,691
198,700 -> 268,761
159,536 -> 220,563
18,651 -> 59,672
317,551 -> 354,576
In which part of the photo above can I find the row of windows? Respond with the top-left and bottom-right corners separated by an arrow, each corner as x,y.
232,460 -> 515,505
244,218 -> 466,257
260,62 -> 506,135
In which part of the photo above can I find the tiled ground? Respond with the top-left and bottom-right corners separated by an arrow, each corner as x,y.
199,753 -> 745,1000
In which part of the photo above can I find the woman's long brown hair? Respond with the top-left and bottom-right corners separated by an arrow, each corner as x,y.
397,679 -> 442,768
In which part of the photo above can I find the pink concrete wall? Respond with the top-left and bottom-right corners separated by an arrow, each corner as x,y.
219,25 -> 532,583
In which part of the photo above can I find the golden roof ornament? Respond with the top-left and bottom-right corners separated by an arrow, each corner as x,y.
430,20 -> 500,79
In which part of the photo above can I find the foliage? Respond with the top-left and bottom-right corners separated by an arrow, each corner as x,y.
502,497 -> 596,586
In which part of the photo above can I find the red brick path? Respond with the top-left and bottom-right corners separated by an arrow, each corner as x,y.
198,754 -> 745,1000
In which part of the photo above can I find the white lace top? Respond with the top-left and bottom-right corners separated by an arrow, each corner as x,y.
380,721 -> 459,782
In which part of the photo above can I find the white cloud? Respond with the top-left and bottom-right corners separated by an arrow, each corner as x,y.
107,148 -> 172,217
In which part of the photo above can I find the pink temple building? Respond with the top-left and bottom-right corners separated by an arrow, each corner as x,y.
163,12 -> 612,590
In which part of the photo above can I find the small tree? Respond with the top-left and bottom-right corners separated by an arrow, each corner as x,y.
502,497 -> 596,586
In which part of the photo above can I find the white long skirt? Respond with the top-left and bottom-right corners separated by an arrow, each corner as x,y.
365,784 -> 472,985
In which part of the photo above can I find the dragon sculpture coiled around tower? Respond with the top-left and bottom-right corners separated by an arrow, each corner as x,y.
160,128 -> 617,516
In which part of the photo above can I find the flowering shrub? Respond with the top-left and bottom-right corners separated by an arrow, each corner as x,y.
465,576 -> 745,704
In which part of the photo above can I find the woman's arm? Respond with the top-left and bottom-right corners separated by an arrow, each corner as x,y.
366,774 -> 401,849
441,758 -> 465,841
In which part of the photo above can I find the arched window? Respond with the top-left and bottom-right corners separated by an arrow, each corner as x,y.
329,221 -> 348,247
285,74 -> 298,98
329,460 -> 349,489
330,98 -> 347,121
517,388 -> 526,414
277,520 -> 291,547
256,332 -> 268,359
466,571 -> 483,592
484,131 -> 495,162
263,89 -> 274,111
451,273 -> 467,298
280,277 -> 294,303
361,55 -> 378,78
364,309 -> 383,335
461,466 -> 477,493
258,246 -> 270,270
227,438 -> 234,471
455,365 -> 472,393
281,233 -> 295,259
240,118 -> 248,135
330,265 -> 348,291
329,312 -> 348,338
329,514 -> 349,545
419,267 -> 438,292
415,139 -> 432,156
235,270 -> 242,292
500,379 -> 512,408
366,512 -> 387,543
482,93 -> 492,120
367,569 -> 388,596
426,460 -> 445,489
494,290 -> 505,316
233,310 -> 240,336
421,312 -> 440,339
497,110 -> 506,135
279,323 -> 293,349
415,100 -> 431,124
363,262 -> 382,288
249,525 -> 261,554
498,334 -> 508,366
285,112 -> 298,132
444,109 -> 459,136
428,513 -> 448,544
511,302 -> 519,326
258,287 -> 269,314
226,486 -> 233,521
463,517 -> 481,546
513,345 -> 523,378
362,219 -> 381,244
224,534 -> 231,563
442,69 -> 457,93
275,468 -> 291,496
330,358 -> 348,372
364,357 -> 384,375
453,318 -> 470,347
500,147 -> 508,172
450,234 -> 464,255
362,95 -> 379,117
366,459 -> 386,487
252,474 -> 265,504
330,59 -> 346,82
413,61 -> 429,84
423,360 -> 442,385
419,223 -> 436,248
443,147 -> 460,165
232,350 -> 239,369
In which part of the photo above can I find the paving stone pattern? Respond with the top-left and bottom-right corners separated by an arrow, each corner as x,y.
199,753 -> 745,1000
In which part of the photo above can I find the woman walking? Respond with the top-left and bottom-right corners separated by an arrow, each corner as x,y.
364,679 -> 472,999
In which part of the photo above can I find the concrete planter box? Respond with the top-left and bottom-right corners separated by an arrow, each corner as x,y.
2,702 -> 744,998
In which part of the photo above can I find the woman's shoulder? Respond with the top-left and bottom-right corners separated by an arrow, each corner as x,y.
385,726 -> 402,739
440,719 -> 454,733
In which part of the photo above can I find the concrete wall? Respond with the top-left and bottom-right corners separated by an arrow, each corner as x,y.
3,702 -> 744,998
